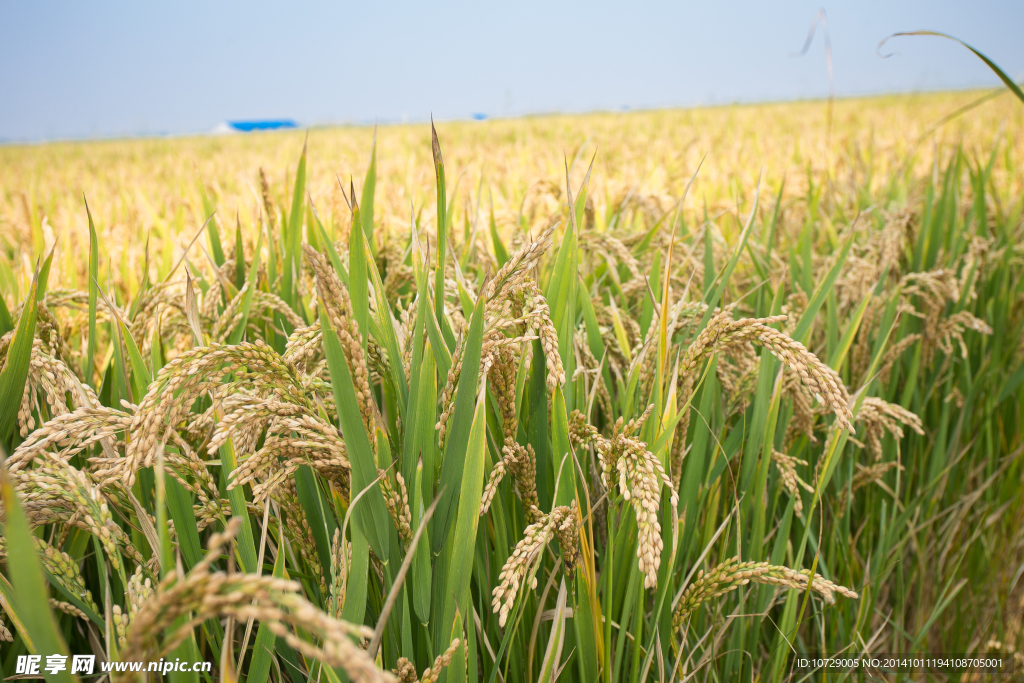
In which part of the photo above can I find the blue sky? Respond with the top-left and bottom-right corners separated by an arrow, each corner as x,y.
1,1 -> 1022,141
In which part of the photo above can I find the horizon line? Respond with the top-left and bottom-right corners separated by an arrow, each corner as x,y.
0,84 -> 1007,148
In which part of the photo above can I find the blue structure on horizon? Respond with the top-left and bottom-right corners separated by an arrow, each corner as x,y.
226,119 -> 298,132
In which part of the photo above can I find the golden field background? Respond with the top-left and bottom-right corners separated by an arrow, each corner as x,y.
1,89 -> 1021,296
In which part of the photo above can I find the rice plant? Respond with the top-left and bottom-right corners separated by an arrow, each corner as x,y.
1,91 -> 1023,682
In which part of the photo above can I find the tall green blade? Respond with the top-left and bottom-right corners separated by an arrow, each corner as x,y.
791,232 -> 854,344
198,179 -> 225,267
349,200 -> 369,347
319,306 -> 391,559
402,293 -> 435,621
884,31 -> 1024,105
341,522 -> 370,630
361,233 -> 407,406
431,297 -> 485,553
119,318 -> 151,400
295,465 -> 338,578
412,235 -> 452,375
361,134 -> 377,253
432,122 -> 447,329
166,475 -> 203,569
0,271 -> 39,446
436,388 -> 487,651
489,204 -> 509,267
85,198 -> 99,387
550,386 -> 576,506
281,141 -> 307,309
0,469 -> 74,683
220,438 -> 259,574
696,184 -> 760,332
0,292 -> 12,337
247,540 -> 286,683
233,219 -> 246,289
313,209 -> 350,284
227,227 -> 262,345
538,580 -> 568,683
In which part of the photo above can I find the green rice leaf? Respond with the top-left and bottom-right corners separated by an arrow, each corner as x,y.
295,465 -> 338,580
166,474 -> 203,569
401,299 -> 435,621
85,198 -> 99,386
219,437 -> 259,574
0,573 -> 35,652
0,467 -> 74,682
36,243 -> 54,303
413,240 -> 452,376
828,282 -> 873,370
410,454 -> 432,622
119,318 -> 151,400
43,569 -> 103,628
360,230 -> 407,405
550,386 -> 575,506
792,232 -> 854,344
883,31 -> 1024,105
489,205 -> 509,267
696,184 -> 759,332
432,296 -> 485,553
361,134 -> 377,252
199,180 -> 225,267
281,141 -> 306,309
0,293 -> 11,337
538,580 -> 568,683
247,530 -> 286,683
0,270 -> 39,446
341,520 -> 370,629
437,386 -> 488,654
313,209 -> 349,284
349,200 -> 369,347
432,121 -> 448,329
319,305 -> 391,559
234,219 -> 246,289
228,226 -> 262,345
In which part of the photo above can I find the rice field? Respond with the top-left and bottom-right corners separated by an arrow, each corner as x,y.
1,89 -> 1023,682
